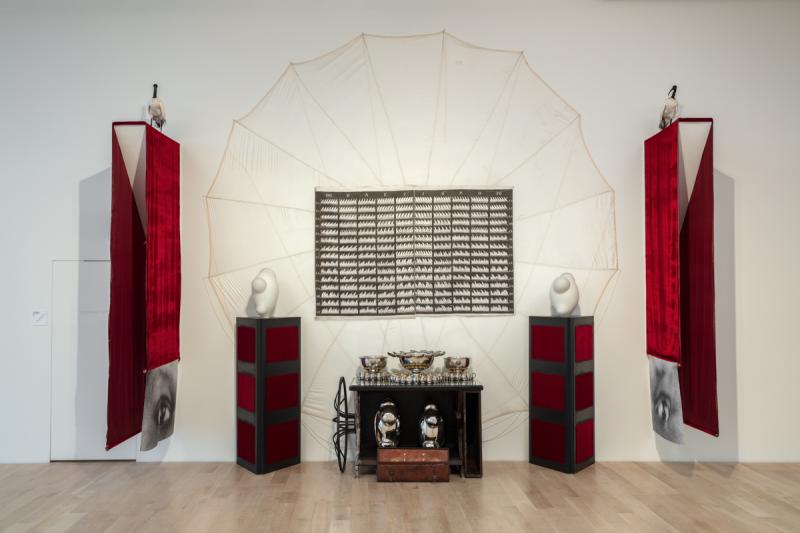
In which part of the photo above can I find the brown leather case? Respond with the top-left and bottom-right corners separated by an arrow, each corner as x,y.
376,448 -> 450,482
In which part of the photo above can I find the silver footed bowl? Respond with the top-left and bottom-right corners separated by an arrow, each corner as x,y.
359,355 -> 387,373
387,350 -> 445,374
444,356 -> 471,374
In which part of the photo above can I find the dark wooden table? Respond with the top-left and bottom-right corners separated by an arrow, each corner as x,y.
349,379 -> 483,477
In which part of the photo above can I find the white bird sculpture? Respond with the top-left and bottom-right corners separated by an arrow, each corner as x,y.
659,85 -> 678,130
148,83 -> 166,130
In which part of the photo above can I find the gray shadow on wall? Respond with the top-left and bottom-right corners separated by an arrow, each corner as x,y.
655,169 -> 739,462
74,168 -> 114,457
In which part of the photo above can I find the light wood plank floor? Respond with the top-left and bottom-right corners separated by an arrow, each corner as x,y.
1,462 -> 799,532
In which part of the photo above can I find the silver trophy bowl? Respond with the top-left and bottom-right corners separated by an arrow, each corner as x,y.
359,355 -> 387,373
443,356 -> 471,374
388,350 -> 445,374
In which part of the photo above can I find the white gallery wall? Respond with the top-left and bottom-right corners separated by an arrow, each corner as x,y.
1,0 -> 798,463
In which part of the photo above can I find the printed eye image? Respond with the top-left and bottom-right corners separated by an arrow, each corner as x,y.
140,360 -> 178,452
649,356 -> 684,444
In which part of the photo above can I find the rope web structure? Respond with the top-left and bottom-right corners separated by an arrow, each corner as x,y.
205,31 -> 618,458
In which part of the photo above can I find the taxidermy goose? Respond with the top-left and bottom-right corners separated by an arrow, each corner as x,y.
148,83 -> 166,130
659,85 -> 678,130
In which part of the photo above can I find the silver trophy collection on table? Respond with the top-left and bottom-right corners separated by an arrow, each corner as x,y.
362,350 -> 473,448
358,351 -> 476,385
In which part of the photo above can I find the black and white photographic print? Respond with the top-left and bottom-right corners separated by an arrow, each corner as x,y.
314,188 -> 513,317
649,355 -> 685,444
140,360 -> 178,452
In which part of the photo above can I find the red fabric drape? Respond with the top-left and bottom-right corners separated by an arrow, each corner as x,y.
644,122 -> 681,363
644,119 -> 718,437
107,126 -> 147,450
145,127 -> 181,370
107,123 -> 180,450
678,121 -> 718,436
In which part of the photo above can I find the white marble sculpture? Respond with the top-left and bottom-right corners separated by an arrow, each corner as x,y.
251,268 -> 279,318
549,273 -> 579,316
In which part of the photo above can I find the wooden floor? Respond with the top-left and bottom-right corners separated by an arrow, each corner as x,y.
1,462 -> 799,532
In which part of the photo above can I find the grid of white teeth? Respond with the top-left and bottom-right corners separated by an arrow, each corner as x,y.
315,189 -> 513,316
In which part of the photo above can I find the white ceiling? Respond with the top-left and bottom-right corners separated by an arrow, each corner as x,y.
1,0 -> 776,14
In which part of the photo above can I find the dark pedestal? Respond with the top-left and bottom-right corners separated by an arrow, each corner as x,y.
529,316 -> 595,473
235,317 -> 301,474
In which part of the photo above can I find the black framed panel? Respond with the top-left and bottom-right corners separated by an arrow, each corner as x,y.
315,188 -> 513,317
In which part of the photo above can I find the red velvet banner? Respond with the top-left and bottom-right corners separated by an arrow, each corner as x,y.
107,125 -> 147,450
644,123 -> 681,363
107,123 -> 180,450
678,120 -> 718,436
644,119 -> 719,437
144,127 -> 181,370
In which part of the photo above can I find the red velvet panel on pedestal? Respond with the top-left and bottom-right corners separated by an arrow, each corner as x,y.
575,325 -> 594,362
237,420 -> 256,465
237,373 -> 256,412
237,326 -> 256,363
265,326 -> 299,363
266,373 -> 299,410
266,419 -> 300,464
531,420 -> 565,464
530,325 -> 565,362
576,420 -> 594,464
575,372 -> 593,412
531,372 -> 564,411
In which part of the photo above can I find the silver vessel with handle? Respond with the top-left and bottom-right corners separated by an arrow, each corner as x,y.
418,403 -> 444,448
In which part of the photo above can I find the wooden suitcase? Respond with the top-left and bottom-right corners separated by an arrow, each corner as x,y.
376,448 -> 450,482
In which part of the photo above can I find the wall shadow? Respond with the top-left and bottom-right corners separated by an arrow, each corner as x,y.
655,169 -> 739,465
73,168 -> 120,457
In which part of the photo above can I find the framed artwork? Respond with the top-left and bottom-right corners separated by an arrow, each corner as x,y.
314,188 -> 513,317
